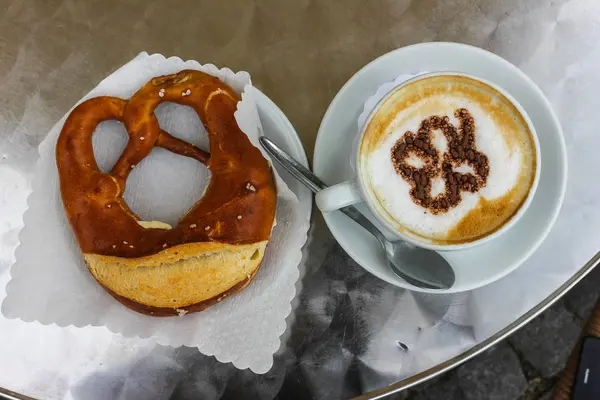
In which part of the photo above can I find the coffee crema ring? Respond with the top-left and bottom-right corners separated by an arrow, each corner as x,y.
56,70 -> 277,316
390,108 -> 490,214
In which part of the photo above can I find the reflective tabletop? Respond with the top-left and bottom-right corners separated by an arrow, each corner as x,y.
1,1 -> 600,399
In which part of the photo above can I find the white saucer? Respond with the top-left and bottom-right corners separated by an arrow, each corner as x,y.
254,88 -> 312,215
313,42 -> 567,293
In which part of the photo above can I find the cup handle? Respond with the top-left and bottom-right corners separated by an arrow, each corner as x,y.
315,180 -> 363,212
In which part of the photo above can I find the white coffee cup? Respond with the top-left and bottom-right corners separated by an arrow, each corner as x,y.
315,72 -> 541,251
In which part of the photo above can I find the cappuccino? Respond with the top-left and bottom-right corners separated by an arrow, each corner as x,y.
359,75 -> 537,245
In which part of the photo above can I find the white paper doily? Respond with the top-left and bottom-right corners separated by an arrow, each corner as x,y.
1,52 -> 310,374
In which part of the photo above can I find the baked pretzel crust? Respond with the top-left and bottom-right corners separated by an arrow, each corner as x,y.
56,70 -> 277,316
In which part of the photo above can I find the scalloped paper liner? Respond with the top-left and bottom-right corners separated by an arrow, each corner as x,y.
1,52 -> 310,374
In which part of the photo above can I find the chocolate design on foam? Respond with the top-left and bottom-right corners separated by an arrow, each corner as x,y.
390,108 -> 490,214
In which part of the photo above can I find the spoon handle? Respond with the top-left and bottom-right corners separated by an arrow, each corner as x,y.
338,205 -> 387,244
259,137 -> 387,244
259,137 -> 325,192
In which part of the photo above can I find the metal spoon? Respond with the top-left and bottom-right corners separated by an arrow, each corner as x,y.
259,136 -> 455,290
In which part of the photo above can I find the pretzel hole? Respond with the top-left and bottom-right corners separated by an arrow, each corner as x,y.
155,102 -> 210,152
120,103 -> 211,226
92,120 -> 128,173
123,147 -> 211,227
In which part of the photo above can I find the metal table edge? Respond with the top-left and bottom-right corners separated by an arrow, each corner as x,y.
0,388 -> 37,400
355,250 -> 600,400
1,251 -> 599,400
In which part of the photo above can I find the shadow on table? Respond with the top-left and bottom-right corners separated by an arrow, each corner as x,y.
72,217 -> 468,400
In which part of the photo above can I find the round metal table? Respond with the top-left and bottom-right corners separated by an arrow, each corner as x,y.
1,1 -> 599,399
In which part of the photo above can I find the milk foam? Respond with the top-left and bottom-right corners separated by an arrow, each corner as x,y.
360,76 -> 536,243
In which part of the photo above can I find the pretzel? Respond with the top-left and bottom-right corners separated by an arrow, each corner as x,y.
56,70 -> 277,316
